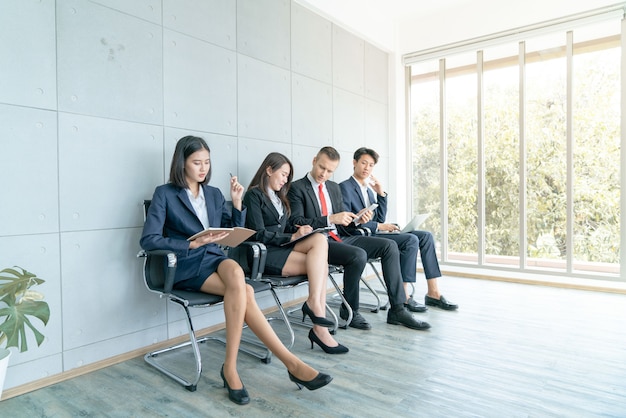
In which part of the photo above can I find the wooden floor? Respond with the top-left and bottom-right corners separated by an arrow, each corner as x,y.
2,276 -> 626,417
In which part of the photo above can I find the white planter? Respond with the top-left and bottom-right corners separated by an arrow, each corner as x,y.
0,348 -> 11,400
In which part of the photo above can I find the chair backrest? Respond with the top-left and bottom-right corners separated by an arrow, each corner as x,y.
141,199 -> 176,293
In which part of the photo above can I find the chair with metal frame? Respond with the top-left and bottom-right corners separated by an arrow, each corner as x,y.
137,200 -> 280,392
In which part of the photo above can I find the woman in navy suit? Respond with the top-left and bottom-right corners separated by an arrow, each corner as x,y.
141,137 -> 332,405
244,152 -> 348,355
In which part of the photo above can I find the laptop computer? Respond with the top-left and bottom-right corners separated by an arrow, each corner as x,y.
400,213 -> 430,233
377,213 -> 430,234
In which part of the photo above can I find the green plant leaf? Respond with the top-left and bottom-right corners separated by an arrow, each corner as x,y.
0,266 -> 50,352
0,300 -> 50,352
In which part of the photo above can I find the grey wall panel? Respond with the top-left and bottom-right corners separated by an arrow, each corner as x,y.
237,0 -> 290,69
292,74 -> 333,146
0,0 -> 56,110
238,137 -> 293,188
291,144 -> 318,181
163,0 -> 236,50
163,30 -> 237,135
58,114 -> 163,232
62,324 -> 164,372
90,0 -> 162,24
333,88 -> 365,153
57,0 -> 163,124
364,42 -> 389,104
332,26 -> 364,95
164,128 -> 239,198
291,3 -> 332,83
4,353 -> 63,392
0,105 -> 59,236
330,149 -> 356,186
365,99 -> 389,157
60,228 -> 157,350
238,55 -> 291,143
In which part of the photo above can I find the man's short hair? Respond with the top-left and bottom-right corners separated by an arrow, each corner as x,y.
353,147 -> 379,164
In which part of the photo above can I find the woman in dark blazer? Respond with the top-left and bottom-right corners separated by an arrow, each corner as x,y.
140,137 -> 332,405
244,152 -> 348,355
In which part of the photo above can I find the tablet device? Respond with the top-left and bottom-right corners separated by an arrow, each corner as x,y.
353,203 -> 379,224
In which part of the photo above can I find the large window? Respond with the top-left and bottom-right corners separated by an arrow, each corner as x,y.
408,11 -> 622,279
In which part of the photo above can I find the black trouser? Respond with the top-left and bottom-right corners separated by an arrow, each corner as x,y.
328,236 -> 406,311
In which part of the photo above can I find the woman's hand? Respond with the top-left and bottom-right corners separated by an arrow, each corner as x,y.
230,174 -> 244,210
292,224 -> 313,240
188,231 -> 229,249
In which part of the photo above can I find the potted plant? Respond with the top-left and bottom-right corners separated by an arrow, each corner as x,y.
0,266 -> 50,397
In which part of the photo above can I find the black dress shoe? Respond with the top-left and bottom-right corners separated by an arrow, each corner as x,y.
425,294 -> 458,311
308,329 -> 349,354
387,306 -> 431,330
220,365 -> 250,405
404,296 -> 428,312
301,301 -> 335,327
288,371 -> 333,391
339,305 -> 372,330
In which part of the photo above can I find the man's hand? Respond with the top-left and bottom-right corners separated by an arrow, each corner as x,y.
368,174 -> 385,196
329,211 -> 358,226
378,222 -> 400,232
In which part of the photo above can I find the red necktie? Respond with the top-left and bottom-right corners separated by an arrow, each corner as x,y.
319,183 -> 342,242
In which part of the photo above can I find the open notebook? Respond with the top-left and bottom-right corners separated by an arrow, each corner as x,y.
187,227 -> 255,247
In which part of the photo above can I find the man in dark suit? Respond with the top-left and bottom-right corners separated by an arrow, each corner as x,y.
288,146 -> 430,331
340,147 -> 458,311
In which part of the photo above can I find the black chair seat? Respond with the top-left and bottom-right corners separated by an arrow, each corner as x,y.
261,275 -> 308,288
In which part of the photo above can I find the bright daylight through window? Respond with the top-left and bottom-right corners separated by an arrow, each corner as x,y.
409,13 -> 621,280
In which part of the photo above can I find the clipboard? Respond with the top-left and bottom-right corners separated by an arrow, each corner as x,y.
187,227 -> 256,247
280,226 -> 333,247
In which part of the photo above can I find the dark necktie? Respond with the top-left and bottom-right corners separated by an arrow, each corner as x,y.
318,183 -> 342,242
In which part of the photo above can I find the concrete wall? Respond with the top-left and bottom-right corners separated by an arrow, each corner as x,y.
0,0 -> 390,390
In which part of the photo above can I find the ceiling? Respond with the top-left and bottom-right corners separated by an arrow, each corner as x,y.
354,0 -> 471,21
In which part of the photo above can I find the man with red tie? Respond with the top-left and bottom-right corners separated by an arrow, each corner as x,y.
288,146 -> 430,331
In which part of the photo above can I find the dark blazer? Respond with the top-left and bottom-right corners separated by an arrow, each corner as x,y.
242,187 -> 293,247
339,176 -> 388,232
140,183 -> 245,284
288,176 -> 359,237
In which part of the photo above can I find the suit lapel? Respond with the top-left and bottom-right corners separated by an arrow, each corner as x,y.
304,180 -> 322,217
262,191 -> 282,223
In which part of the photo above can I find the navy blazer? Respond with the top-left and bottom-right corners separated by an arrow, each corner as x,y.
288,176 -> 359,237
339,176 -> 388,232
242,187 -> 293,247
140,183 -> 246,284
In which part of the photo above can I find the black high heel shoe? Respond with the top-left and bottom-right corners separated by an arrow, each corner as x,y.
220,364 -> 250,405
301,301 -> 334,327
308,329 -> 349,354
288,371 -> 333,391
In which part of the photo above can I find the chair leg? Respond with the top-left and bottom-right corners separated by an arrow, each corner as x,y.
359,276 -> 382,312
267,288 -> 296,350
327,273 -> 352,329
144,303 -> 202,392
369,262 -> 390,310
